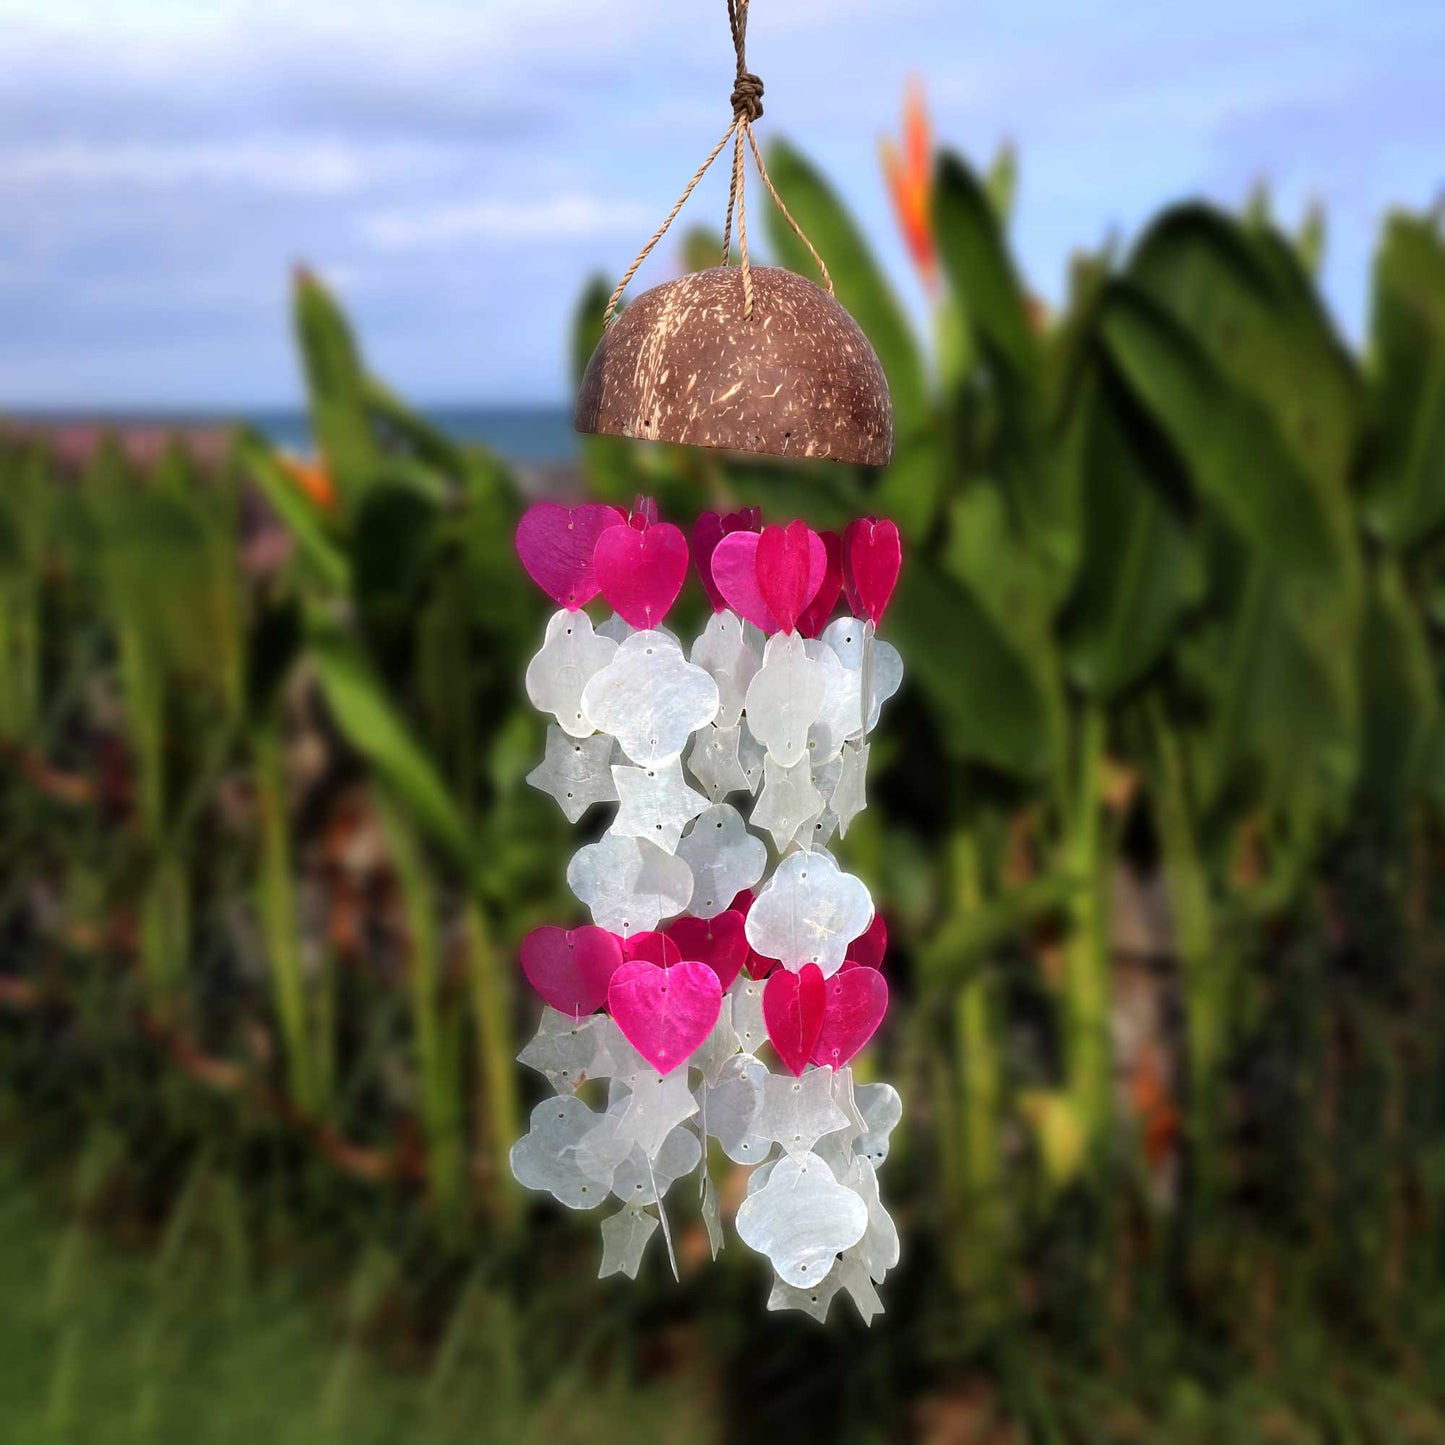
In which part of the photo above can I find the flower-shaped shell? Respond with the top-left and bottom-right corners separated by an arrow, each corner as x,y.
675,804 -> 767,918
745,851 -> 874,976
582,630 -> 720,766
525,609 -> 618,737
736,1149 -> 868,1288
567,835 -> 693,936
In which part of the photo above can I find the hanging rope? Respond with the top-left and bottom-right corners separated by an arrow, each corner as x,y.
601,0 -> 833,327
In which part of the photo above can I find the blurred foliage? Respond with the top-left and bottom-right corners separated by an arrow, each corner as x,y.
3,133 -> 1445,1442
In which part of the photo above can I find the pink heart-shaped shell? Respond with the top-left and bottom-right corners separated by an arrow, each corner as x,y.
810,966 -> 889,1068
797,530 -> 843,638
756,521 -> 814,634
841,913 -> 888,971
665,910 -> 749,991
763,963 -> 826,1077
842,517 -> 902,627
607,960 -> 723,1074
620,930 -> 682,968
594,519 -> 690,629
692,510 -> 761,613
514,502 -> 626,610
709,531 -> 774,630
519,924 -> 623,1016
711,529 -> 829,634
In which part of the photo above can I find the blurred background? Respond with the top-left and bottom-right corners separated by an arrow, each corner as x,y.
3,1 -> 1445,1440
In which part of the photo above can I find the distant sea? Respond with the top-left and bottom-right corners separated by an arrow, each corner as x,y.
253,404 -> 579,463
8,404 -> 579,465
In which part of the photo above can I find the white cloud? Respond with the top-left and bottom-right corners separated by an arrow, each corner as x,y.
0,139 -> 375,195
363,193 -> 650,250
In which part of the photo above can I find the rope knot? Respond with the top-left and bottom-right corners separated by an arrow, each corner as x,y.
731,71 -> 764,122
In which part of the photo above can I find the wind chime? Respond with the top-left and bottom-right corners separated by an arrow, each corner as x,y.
508,0 -> 904,1324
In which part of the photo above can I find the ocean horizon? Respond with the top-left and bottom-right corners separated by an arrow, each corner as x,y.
4,403 -> 579,465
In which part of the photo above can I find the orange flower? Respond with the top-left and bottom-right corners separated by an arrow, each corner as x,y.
1129,1043 -> 1181,1169
880,75 -> 937,289
286,455 -> 337,511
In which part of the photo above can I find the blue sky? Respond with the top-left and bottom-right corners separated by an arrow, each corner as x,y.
2,0 -> 1441,409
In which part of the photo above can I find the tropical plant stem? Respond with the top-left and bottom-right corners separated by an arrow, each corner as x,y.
377,795 -> 465,1227
464,898 -> 520,1231
1149,698 -> 1219,1184
254,724 -> 318,1114
1064,701 -> 1111,1151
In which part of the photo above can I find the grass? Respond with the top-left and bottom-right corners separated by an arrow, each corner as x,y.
0,1151 -> 718,1445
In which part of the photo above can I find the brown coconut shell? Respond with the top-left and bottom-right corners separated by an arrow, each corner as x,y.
575,266 -> 892,467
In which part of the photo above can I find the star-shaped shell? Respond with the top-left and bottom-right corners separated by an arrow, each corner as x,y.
616,1066 -> 699,1158
599,1203 -> 659,1279
751,757 -> 823,853
685,723 -> 754,802
516,1007 -> 616,1093
755,1065 -> 851,1162
609,759 -> 709,854
526,725 -> 620,824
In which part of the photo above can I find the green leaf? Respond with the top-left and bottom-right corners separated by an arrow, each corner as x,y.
1183,555 -> 1359,846
933,151 -> 1037,403
1059,364 -> 1201,700
889,557 -> 1052,780
292,268 -> 380,505
351,485 -> 444,683
308,613 -> 473,870
571,273 -> 611,391
245,595 -> 302,724
363,377 -> 470,479
985,141 -> 1018,225
1356,561 -> 1437,824
1100,284 -> 1352,587
572,272 -> 641,502
932,151 -> 1060,546
237,431 -> 350,593
761,139 -> 928,443
93,484 -> 242,708
1123,205 -> 1362,573
873,429 -> 948,542
1360,211 -> 1445,554
681,225 -> 724,276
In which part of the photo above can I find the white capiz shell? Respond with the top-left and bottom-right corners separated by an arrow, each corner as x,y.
515,591 -> 903,1319
690,610 -> 759,730
524,609 -> 618,737
675,803 -> 767,916
582,630 -> 719,765
744,850 -> 874,976
735,1150 -> 869,1288
566,834 -> 693,936
743,631 -> 826,768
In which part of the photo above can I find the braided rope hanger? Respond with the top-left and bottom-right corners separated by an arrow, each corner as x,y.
601,0 -> 833,328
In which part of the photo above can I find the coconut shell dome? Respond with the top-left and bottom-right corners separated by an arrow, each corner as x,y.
575,266 -> 893,467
